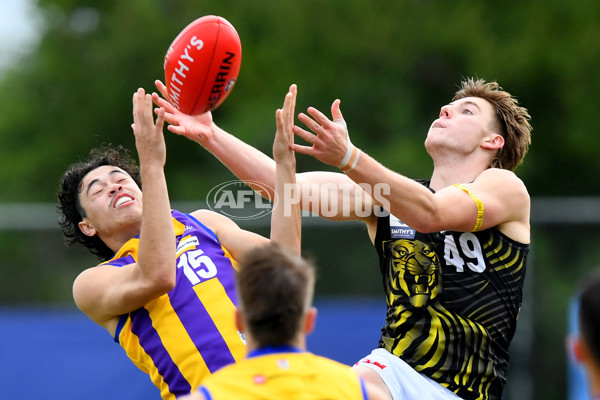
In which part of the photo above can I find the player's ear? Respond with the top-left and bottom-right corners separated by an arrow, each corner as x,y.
78,218 -> 97,237
482,133 -> 504,150
303,307 -> 318,335
234,309 -> 245,333
572,336 -> 587,363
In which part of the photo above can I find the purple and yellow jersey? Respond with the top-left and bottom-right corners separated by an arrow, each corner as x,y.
199,346 -> 368,400
101,209 -> 246,400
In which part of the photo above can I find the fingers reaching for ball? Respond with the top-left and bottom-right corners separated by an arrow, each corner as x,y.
291,99 -> 351,168
132,88 -> 167,167
273,84 -> 297,164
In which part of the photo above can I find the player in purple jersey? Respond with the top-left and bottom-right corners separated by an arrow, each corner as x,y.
57,87 -> 300,399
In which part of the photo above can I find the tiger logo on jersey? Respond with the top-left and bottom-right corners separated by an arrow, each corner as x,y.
377,208 -> 529,399
384,239 -> 441,308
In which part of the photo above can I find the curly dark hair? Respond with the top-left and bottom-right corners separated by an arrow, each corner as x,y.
57,145 -> 141,261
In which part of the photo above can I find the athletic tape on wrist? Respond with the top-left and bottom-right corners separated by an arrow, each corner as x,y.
341,147 -> 361,173
338,137 -> 355,168
338,133 -> 361,172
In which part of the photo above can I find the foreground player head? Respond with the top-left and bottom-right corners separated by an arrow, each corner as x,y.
574,269 -> 600,397
235,243 -> 316,350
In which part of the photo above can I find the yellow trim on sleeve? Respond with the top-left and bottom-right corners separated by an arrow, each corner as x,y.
453,183 -> 484,232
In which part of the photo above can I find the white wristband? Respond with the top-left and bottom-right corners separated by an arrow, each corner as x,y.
340,146 -> 360,173
345,148 -> 360,172
338,136 -> 355,169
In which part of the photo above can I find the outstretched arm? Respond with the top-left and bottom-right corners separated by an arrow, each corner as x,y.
292,101 -> 530,240
133,89 -> 176,293
153,81 -> 377,227
271,85 -> 300,255
152,80 -> 277,199
190,86 -> 302,260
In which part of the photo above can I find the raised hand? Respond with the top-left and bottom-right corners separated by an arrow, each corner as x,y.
272,84 -> 300,255
291,99 -> 352,168
132,88 -> 166,168
273,84 -> 297,166
152,79 -> 214,145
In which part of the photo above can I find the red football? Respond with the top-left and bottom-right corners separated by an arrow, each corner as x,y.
163,15 -> 242,115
